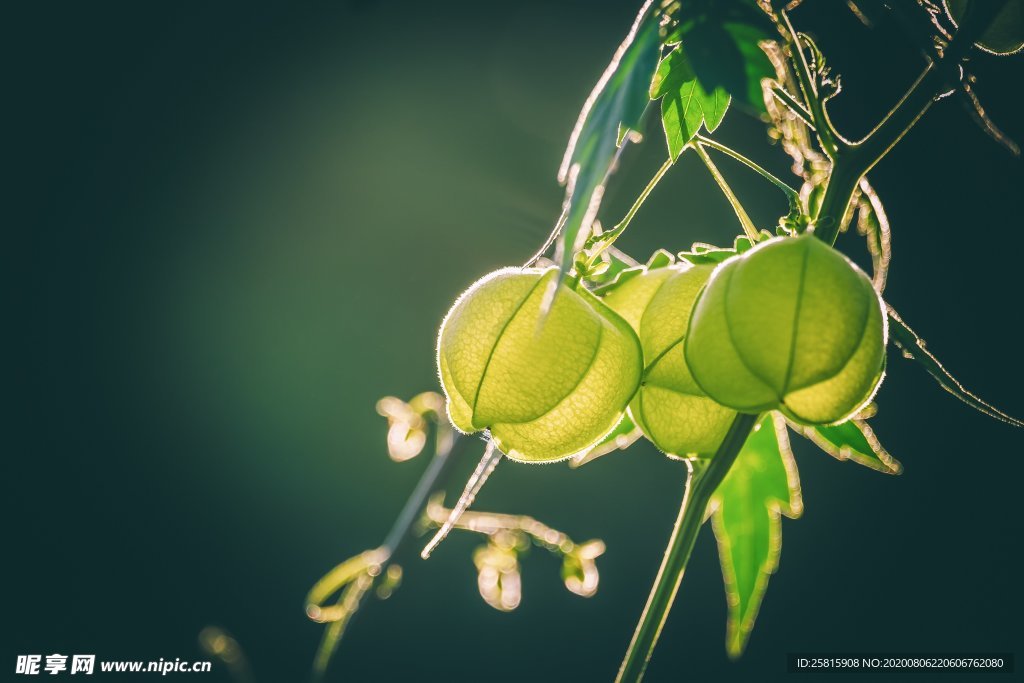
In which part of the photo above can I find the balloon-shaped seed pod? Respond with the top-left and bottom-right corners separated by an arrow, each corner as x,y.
437,267 -> 643,463
685,234 -> 887,425
602,263 -> 736,457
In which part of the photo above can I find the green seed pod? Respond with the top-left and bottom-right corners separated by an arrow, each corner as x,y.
685,234 -> 887,426
602,263 -> 736,457
437,267 -> 643,463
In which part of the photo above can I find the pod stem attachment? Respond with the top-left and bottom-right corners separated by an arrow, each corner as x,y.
616,413 -> 760,683
421,439 -> 503,559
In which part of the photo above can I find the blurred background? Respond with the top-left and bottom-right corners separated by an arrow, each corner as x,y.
7,1 -> 1023,681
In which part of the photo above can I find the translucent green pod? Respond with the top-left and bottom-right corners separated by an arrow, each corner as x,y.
685,234 -> 887,426
602,263 -> 736,457
437,267 -> 643,463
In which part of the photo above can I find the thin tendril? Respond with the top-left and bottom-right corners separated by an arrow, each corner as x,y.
692,143 -> 759,241
695,135 -> 800,205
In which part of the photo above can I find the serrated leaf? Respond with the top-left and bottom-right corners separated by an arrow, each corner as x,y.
710,413 -> 802,658
592,266 -> 645,296
887,305 -> 1024,428
583,245 -> 641,289
645,248 -> 676,270
650,46 -> 731,160
795,419 -> 902,474
683,20 -> 775,112
945,0 -> 1024,56
590,248 -> 672,296
552,1 -> 661,275
677,233 -> 768,265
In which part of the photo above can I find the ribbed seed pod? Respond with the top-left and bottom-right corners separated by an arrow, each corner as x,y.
602,263 -> 736,457
685,234 -> 887,425
437,267 -> 643,463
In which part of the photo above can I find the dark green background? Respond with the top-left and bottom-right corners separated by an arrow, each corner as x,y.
8,2 -> 1023,681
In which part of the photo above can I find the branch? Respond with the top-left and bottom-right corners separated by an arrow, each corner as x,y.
306,412 -> 474,680
696,134 -> 801,206
692,144 -> 760,241
813,0 -> 1012,245
583,158 -> 673,271
780,11 -> 847,159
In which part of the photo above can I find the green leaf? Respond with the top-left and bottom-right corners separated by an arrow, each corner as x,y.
591,249 -> 674,297
552,1 -> 661,275
710,413 -> 802,658
645,248 -> 676,270
677,232 -> 770,265
650,46 -> 731,160
795,418 -> 902,474
581,245 -> 642,289
945,0 -> 1024,56
887,306 -> 1024,428
682,20 -> 775,112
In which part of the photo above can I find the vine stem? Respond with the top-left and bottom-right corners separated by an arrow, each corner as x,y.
585,158 -> 672,268
812,0 -> 1010,245
780,11 -> 847,160
692,144 -> 759,241
695,135 -> 800,205
616,413 -> 760,683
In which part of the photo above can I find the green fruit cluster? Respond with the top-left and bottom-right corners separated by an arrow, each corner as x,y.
436,234 -> 887,462
602,263 -> 736,457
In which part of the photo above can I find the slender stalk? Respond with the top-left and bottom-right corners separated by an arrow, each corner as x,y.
382,430 -> 466,557
770,85 -> 814,128
692,144 -> 759,241
780,11 -> 846,159
696,135 -> 800,205
586,158 -> 673,267
616,413 -> 760,683
309,430 -> 473,681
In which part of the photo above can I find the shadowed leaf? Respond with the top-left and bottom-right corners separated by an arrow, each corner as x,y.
549,1 -> 661,275
683,20 -> 775,112
650,46 -> 731,160
945,0 -> 1024,55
